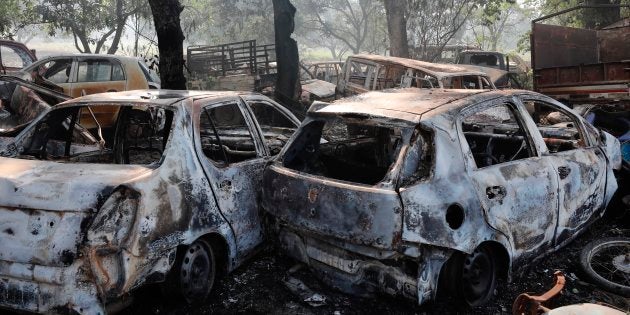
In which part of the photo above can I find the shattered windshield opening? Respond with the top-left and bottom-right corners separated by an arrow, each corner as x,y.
17,104 -> 173,165
283,116 -> 408,185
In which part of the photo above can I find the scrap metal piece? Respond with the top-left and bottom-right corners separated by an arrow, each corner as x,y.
512,271 -> 566,315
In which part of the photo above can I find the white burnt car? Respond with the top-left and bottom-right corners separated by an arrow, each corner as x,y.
262,89 -> 622,307
0,90 -> 299,314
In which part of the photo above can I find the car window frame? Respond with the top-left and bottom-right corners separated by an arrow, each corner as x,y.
517,95 -> 596,152
197,99 -> 266,167
241,98 -> 300,157
28,57 -> 75,84
0,43 -> 35,69
457,96 -> 540,171
75,58 -> 127,83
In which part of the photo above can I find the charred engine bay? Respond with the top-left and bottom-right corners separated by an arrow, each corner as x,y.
114,207 -> 629,315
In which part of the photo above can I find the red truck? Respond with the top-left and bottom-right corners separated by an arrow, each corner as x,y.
531,4 -> 629,106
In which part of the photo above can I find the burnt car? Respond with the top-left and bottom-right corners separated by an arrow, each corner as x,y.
0,90 -> 299,314
261,89 -> 622,307
337,54 -> 495,97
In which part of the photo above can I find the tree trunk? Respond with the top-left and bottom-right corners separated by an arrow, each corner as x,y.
272,0 -> 301,105
148,0 -> 187,90
107,0 -> 126,55
383,0 -> 409,58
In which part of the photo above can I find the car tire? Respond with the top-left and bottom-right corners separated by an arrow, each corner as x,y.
579,237 -> 630,297
165,239 -> 217,305
443,246 -> 498,307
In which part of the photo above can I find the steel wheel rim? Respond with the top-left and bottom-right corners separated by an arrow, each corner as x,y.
462,249 -> 495,306
180,241 -> 214,303
587,240 -> 630,290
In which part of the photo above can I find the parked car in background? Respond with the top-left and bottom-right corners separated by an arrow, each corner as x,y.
337,54 -> 495,97
0,39 -> 37,75
455,50 -> 530,89
0,90 -> 299,314
262,88 -> 621,307
19,54 -> 160,98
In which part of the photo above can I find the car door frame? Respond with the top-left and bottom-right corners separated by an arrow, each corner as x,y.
192,96 -> 269,265
456,95 -> 561,266
515,93 -> 608,248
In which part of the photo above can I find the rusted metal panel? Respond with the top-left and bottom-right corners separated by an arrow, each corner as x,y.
532,24 -> 598,69
598,25 -> 630,63
531,10 -> 630,102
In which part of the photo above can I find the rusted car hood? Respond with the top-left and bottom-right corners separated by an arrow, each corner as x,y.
301,79 -> 337,98
0,157 -> 152,211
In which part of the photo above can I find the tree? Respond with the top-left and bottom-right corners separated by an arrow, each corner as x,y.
383,0 -> 409,57
582,0 -> 621,28
407,0 -> 479,61
148,0 -> 187,90
38,0 -> 148,54
468,0 -> 528,51
0,0 -> 37,40
273,0 -> 301,104
298,0 -> 387,54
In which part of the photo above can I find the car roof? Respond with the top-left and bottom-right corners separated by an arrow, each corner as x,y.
56,89 -> 260,109
349,54 -> 489,78
311,88 -> 532,123
34,54 -> 142,63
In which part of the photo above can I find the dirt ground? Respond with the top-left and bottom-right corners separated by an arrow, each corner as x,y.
122,203 -> 630,315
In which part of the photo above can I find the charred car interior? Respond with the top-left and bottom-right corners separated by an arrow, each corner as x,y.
283,117 -> 407,185
0,76 -> 70,135
17,104 -> 172,165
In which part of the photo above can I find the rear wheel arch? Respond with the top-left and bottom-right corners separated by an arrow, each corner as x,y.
199,233 -> 230,277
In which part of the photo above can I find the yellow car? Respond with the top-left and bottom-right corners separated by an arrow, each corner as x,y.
19,54 -> 160,98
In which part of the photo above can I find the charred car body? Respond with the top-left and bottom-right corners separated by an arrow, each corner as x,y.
337,54 -> 496,97
0,90 -> 299,314
262,89 -> 621,307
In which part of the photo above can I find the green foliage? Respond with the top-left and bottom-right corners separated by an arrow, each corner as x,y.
38,0 -> 149,53
0,0 -> 37,39
182,0 -> 276,45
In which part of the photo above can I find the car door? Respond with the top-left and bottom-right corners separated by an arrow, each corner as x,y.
241,96 -> 300,155
194,98 -> 269,259
459,97 -> 559,264
69,57 -> 126,97
518,96 -> 607,247
0,43 -> 35,74
28,57 -> 74,93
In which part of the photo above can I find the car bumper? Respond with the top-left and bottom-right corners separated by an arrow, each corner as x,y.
276,226 -> 450,306
0,259 -> 104,314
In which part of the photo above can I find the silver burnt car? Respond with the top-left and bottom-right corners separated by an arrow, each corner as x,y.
261,89 -> 621,307
0,90 -> 299,314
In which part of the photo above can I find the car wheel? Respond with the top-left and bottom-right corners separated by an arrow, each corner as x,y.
177,239 -> 216,304
461,246 -> 497,307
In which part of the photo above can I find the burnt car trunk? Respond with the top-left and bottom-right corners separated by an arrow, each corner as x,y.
263,165 -> 403,250
262,116 -> 411,251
